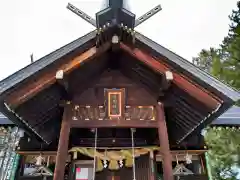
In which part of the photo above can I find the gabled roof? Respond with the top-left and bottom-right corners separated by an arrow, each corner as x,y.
0,27 -> 239,145
0,31 -> 238,102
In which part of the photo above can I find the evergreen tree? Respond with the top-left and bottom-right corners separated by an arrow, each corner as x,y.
192,48 -> 219,73
220,1 -> 240,95
193,1 -> 240,179
193,2 -> 240,105
205,127 -> 240,180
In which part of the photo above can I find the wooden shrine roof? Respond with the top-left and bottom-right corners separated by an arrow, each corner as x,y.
0,27 -> 239,147
0,30 -> 239,101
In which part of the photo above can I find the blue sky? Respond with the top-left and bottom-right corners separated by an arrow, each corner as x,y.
0,0 -> 238,80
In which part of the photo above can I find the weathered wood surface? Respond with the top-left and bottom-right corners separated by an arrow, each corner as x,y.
6,43 -> 110,108
73,70 -> 157,105
157,103 -> 173,180
69,70 -> 158,128
135,154 -> 152,180
70,104 -> 156,128
120,43 -> 221,109
53,109 -> 70,180
71,118 -> 157,128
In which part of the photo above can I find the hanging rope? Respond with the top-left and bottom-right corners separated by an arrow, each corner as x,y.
176,155 -> 179,165
131,128 -> 136,180
92,128 -> 98,180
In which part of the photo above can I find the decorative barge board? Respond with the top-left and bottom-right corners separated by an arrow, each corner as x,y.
0,0 -> 239,180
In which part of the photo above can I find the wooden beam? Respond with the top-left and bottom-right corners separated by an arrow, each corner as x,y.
71,118 -> 157,128
120,43 -> 221,109
56,70 -> 68,91
156,102 -> 173,180
156,154 -> 199,162
53,108 -> 70,180
56,70 -> 72,100
6,43 -> 110,108
149,151 -> 156,180
16,151 -> 57,155
72,137 -> 151,147
69,104 -> 156,127
157,149 -> 208,155
16,149 -> 207,156
156,149 -> 207,162
161,71 -> 173,91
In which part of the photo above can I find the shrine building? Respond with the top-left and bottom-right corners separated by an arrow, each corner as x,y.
0,1 -> 239,180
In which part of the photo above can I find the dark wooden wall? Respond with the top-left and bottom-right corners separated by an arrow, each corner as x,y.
95,168 -> 133,180
135,154 -> 152,180
73,70 -> 157,106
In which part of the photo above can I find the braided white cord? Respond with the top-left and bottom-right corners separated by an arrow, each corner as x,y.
131,128 -> 136,180
92,128 -> 98,180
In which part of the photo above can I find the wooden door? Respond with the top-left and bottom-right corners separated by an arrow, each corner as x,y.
107,174 -> 120,180
135,154 -> 152,180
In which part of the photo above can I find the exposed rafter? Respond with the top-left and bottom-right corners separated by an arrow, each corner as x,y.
6,43 -> 111,108
120,43 -> 221,109
56,70 -> 72,100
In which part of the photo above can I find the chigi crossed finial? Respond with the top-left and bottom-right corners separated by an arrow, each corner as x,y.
67,0 -> 162,29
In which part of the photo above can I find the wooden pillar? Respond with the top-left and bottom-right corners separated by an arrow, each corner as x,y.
156,102 -> 173,180
149,151 -> 156,180
53,107 -> 71,180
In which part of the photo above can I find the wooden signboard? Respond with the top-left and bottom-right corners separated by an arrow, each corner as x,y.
105,89 -> 125,119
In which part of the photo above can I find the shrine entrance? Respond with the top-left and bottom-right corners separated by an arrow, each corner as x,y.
70,162 -> 129,180
68,127 -> 157,180
69,153 -> 153,180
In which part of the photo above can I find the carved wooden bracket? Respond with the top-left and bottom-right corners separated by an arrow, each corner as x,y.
70,105 -> 156,128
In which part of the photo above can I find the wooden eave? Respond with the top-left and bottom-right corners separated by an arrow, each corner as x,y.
0,30 -> 97,96
5,43 -> 110,108
16,149 -> 207,156
0,29 -> 239,145
134,32 -> 240,103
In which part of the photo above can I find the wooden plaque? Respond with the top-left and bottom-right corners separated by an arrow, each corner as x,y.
105,88 -> 125,119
